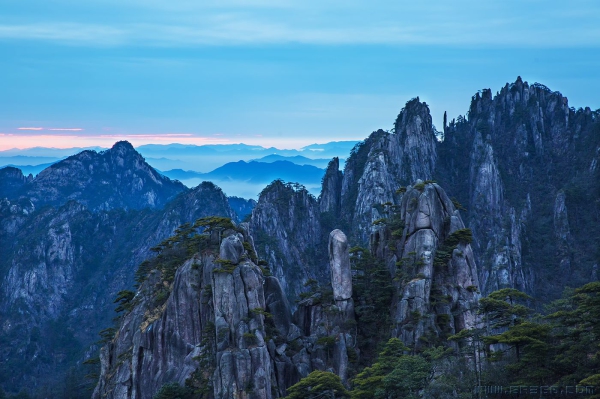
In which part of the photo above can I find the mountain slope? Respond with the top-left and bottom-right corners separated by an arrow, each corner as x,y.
17,141 -> 186,211
0,144 -> 237,394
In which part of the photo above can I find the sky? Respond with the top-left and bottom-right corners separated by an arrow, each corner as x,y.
1,0 -> 600,151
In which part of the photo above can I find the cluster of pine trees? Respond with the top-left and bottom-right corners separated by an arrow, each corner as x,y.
283,283 -> 600,399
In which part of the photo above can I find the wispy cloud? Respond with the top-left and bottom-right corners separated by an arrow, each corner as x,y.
0,23 -> 126,46
1,1 -> 599,47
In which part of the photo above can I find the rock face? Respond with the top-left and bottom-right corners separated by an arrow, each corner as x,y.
329,230 -> 352,302
219,233 -> 245,263
437,77 -> 600,299
94,227 -> 359,398
338,98 -> 438,243
372,182 -> 480,347
94,231 -> 273,399
319,158 -> 343,216
250,180 -> 328,306
94,257 -> 212,398
212,259 -> 272,399
5,78 -> 600,395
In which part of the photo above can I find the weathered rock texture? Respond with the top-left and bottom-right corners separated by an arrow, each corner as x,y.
371,182 -> 480,347
93,257 -> 213,398
337,98 -> 438,244
250,180 -> 328,306
94,228 -> 359,398
329,230 -> 352,302
0,144 -> 236,392
4,78 -> 600,395
436,77 -> 600,299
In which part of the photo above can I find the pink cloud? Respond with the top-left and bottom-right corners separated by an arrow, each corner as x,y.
98,133 -> 194,138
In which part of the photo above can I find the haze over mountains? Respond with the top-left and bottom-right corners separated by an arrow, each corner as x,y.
0,141 -> 355,198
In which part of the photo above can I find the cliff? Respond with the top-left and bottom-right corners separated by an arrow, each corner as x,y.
250,180 -> 328,306
437,77 -> 600,299
370,181 -> 480,347
0,146 -> 236,393
94,224 -> 358,398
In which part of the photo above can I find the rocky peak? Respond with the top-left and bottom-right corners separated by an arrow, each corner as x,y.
393,97 -> 438,184
250,180 -> 327,305
110,140 -> 136,153
19,141 -> 186,211
319,157 -> 343,217
335,99 -> 438,244
0,166 -> 33,199
438,77 -> 600,299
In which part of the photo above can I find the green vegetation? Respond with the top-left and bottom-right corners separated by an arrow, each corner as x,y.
284,371 -> 350,399
445,284 -> 600,393
186,322 -> 216,398
242,331 -> 258,346
213,259 -> 237,274
433,228 -> 473,269
371,202 -> 405,239
288,282 -> 600,399
153,383 -> 194,399
451,197 -> 466,211
351,338 -> 432,399
113,290 -> 135,313
350,247 -> 394,367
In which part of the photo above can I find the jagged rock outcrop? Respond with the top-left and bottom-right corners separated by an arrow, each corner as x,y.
94,256 -> 214,399
5,78 -> 600,396
371,181 -> 480,348
95,226 -> 362,398
437,77 -> 600,298
0,166 -> 33,199
250,180 -> 328,306
212,258 -> 272,398
338,99 -> 438,243
319,158 -> 343,216
94,230 -> 275,399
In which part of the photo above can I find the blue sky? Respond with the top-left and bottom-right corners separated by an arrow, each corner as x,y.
1,0 -> 599,149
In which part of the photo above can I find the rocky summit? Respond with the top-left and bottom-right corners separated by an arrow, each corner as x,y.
0,78 -> 599,398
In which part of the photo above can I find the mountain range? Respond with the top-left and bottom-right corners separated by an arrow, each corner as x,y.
0,77 -> 599,398
0,143 -> 353,198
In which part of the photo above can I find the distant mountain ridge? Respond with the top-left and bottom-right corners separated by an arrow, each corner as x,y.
162,160 -> 324,184
8,141 -> 187,211
0,141 -> 357,185
250,154 -> 340,168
